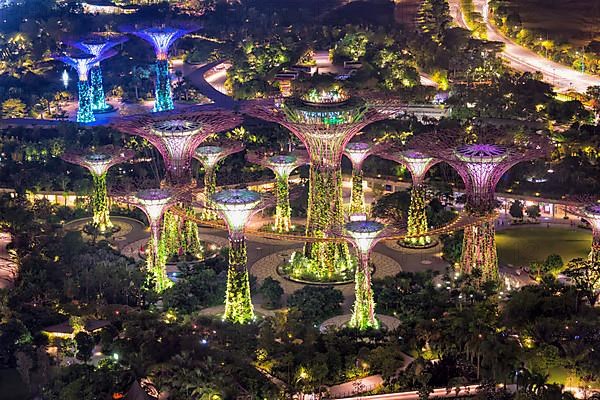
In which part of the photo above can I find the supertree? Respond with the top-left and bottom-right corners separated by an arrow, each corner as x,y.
244,89 -> 400,280
62,146 -> 135,233
567,201 -> 600,263
412,129 -> 549,281
113,109 -> 242,185
70,33 -> 127,112
113,187 -> 185,292
57,51 -> 115,123
246,150 -> 309,232
340,220 -> 390,330
343,141 -> 385,215
209,189 -> 272,324
194,141 -> 245,220
122,24 -> 199,112
378,148 -> 440,247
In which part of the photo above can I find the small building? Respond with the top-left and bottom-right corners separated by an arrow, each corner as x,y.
82,1 -> 137,14
42,319 -> 111,340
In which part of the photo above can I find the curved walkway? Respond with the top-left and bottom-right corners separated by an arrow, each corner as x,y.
185,60 -> 238,109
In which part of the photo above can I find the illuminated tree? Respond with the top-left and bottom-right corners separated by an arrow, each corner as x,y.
245,90 -> 399,280
62,146 -> 135,232
113,188 -> 185,292
379,149 -> 440,247
122,24 -> 199,112
412,129 -> 548,281
194,141 -> 245,220
246,150 -> 309,232
70,33 -> 127,112
210,189 -> 272,324
341,220 -> 389,330
113,109 -> 242,185
57,51 -> 115,123
567,202 -> 600,263
343,141 -> 384,215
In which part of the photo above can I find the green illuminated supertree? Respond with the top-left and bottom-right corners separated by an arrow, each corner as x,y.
246,150 -> 309,232
113,187 -> 185,292
194,142 -> 245,220
343,141 -> 385,215
245,91 -> 399,280
62,146 -> 135,232
208,189 -> 273,324
412,129 -> 549,281
379,149 -> 440,247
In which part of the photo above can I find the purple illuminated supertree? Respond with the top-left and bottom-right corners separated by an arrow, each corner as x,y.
69,33 -> 127,112
113,187 -> 185,292
246,150 -> 309,232
412,129 -> 549,281
244,91 -> 401,280
113,109 -> 242,186
193,141 -> 245,220
57,51 -> 115,123
121,24 -> 199,112
343,141 -> 385,215
567,201 -> 600,263
62,145 -> 135,232
378,148 -> 440,247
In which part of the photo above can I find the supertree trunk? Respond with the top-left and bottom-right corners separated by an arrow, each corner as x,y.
350,254 -> 378,330
160,211 -> 181,257
77,80 -> 94,123
183,209 -> 203,258
460,220 -> 499,282
154,59 -> 174,112
146,232 -> 172,292
90,65 -> 108,111
349,169 -> 365,215
91,173 -> 112,232
305,165 -> 350,277
274,174 -> 291,232
406,184 -> 431,246
224,234 -> 254,323
202,166 -> 218,220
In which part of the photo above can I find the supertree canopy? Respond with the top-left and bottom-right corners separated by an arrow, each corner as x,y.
62,146 -> 135,233
343,141 -> 384,216
194,141 -> 245,220
246,150 -> 309,232
114,187 -> 184,292
113,109 -> 242,185
123,24 -> 199,112
57,51 -> 115,123
379,148 -> 440,247
210,189 -> 271,324
70,33 -> 127,112
244,89 -> 400,281
567,202 -> 600,263
412,129 -> 549,281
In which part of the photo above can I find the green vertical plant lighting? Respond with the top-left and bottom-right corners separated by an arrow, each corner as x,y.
344,142 -> 381,215
91,173 -> 111,232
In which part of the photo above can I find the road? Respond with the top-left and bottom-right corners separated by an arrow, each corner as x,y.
448,0 -> 600,93
334,385 -> 481,399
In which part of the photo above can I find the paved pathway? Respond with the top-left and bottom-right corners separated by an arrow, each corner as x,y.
320,314 -> 402,332
0,232 -> 17,289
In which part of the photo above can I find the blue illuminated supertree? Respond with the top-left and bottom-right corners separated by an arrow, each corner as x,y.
57,51 -> 115,123
122,24 -> 199,112
70,33 -> 127,112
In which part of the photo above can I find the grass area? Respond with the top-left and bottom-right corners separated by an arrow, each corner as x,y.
496,226 -> 591,267
0,369 -> 28,400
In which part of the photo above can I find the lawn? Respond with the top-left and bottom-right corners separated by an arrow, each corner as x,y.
496,226 -> 591,267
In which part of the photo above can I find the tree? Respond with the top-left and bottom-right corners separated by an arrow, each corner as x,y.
15,351 -> 33,387
526,204 -> 540,220
564,258 -> 600,306
1,98 -> 27,118
74,331 -> 94,364
287,286 -> 343,324
259,277 -> 283,309
509,200 -> 524,220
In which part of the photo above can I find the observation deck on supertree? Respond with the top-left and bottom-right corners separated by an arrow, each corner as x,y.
209,189 -> 273,324
378,148 -> 440,247
567,201 -> 600,263
70,33 -> 127,112
412,129 -> 549,281
343,141 -> 385,216
57,51 -> 115,123
194,141 -> 245,220
246,150 -> 309,232
244,89 -> 401,279
113,187 -> 185,292
62,146 -> 135,233
122,24 -> 199,112
113,109 -> 242,186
